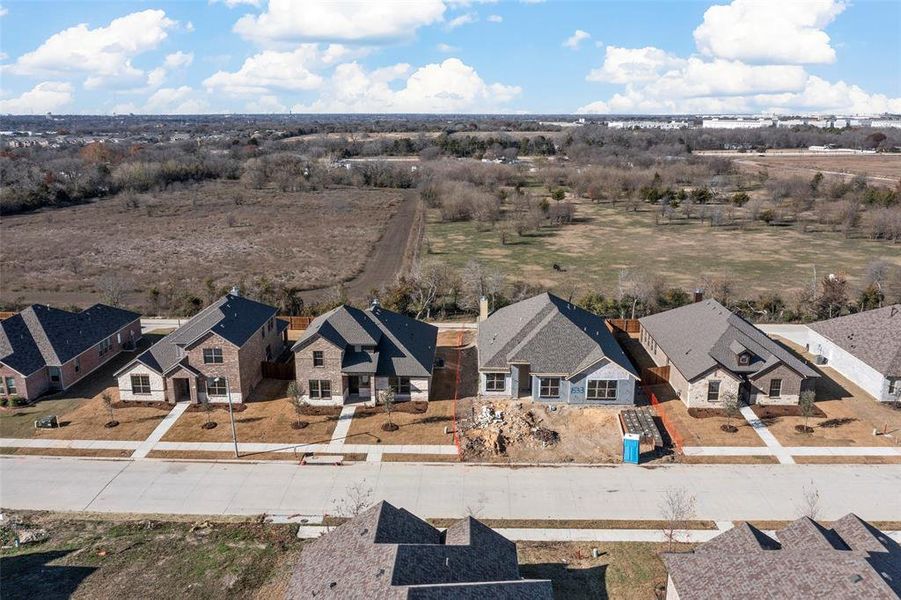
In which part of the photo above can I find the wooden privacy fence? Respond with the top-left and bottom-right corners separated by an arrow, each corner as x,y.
641,365 -> 670,386
262,361 -> 296,380
606,318 -> 641,334
279,316 -> 314,330
644,385 -> 684,453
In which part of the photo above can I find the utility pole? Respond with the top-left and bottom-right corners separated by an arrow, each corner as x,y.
219,377 -> 239,458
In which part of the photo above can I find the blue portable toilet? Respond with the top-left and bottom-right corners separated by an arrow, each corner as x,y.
623,433 -> 640,464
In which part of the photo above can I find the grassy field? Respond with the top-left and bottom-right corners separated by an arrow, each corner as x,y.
424,199 -> 899,296
0,513 -> 683,600
0,181 -> 405,308
734,153 -> 901,182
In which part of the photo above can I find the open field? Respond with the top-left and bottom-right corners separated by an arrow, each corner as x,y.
160,379 -> 340,447
0,512 -> 683,600
732,153 -> 901,184
424,199 -> 898,296
0,181 -> 408,308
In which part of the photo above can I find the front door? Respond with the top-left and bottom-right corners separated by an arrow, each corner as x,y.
174,378 -> 191,402
348,376 -> 360,395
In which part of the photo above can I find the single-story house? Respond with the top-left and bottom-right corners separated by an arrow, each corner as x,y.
663,514 -> 901,599
286,501 -> 553,599
477,292 -> 639,405
115,293 -> 286,404
639,299 -> 818,407
806,305 -> 901,402
291,302 -> 438,406
0,304 -> 141,401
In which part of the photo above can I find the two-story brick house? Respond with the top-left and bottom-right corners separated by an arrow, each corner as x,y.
639,299 -> 818,408
115,293 -> 286,404
0,304 -> 142,401
292,302 -> 438,405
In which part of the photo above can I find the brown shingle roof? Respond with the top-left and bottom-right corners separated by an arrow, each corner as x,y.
286,502 -> 552,600
809,304 -> 901,376
663,514 -> 901,600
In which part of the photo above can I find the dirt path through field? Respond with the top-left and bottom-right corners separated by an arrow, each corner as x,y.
301,190 -> 423,304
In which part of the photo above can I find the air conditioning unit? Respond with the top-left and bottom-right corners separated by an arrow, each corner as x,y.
814,355 -> 828,365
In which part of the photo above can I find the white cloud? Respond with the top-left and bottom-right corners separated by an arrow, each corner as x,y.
437,43 -> 460,53
563,30 -> 590,50
586,46 -> 682,83
487,14 -> 503,23
164,51 -> 194,69
0,6 -> 8,18
760,76 -> 901,115
211,0 -> 262,7
234,0 -> 445,44
202,44 -> 366,95
246,95 -> 287,113
694,0 -> 846,64
8,10 -> 176,90
447,13 -> 477,29
145,67 -> 167,88
185,21 -> 195,32
113,86 -> 209,114
0,81 -> 73,114
293,57 -> 520,113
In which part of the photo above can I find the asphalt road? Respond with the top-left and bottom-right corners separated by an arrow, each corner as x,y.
2,457 -> 898,521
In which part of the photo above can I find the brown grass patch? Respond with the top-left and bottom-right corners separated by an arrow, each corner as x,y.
345,400 -> 456,445
0,447 -> 133,458
677,455 -> 779,465
28,392 -> 168,441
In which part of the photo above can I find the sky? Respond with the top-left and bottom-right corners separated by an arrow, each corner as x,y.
0,0 -> 899,115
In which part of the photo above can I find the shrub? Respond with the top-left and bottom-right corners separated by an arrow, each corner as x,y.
0,397 -> 7,407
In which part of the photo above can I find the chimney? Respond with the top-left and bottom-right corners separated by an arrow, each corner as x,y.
370,297 -> 380,310
479,296 -> 489,322
230,285 -> 240,297
693,289 -> 703,303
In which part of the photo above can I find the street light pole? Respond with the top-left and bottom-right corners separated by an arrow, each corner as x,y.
219,377 -> 239,458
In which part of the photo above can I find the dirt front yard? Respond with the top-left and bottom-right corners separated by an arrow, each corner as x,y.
160,379 -> 340,447
458,397 -> 624,463
345,400 -> 457,446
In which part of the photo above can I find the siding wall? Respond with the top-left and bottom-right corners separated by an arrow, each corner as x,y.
479,370 -> 512,396
568,360 -> 636,405
808,330 -> 891,401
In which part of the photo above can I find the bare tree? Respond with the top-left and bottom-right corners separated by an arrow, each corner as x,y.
798,390 -> 817,434
660,487 -> 697,551
102,392 -> 117,427
334,482 -> 374,518
380,386 -> 397,431
798,482 -> 820,520
97,275 -> 129,307
721,391 -> 740,433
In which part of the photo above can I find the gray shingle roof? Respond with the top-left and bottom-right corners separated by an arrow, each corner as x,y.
478,293 -> 637,377
127,294 -> 277,375
0,304 -> 140,376
809,304 -> 901,376
292,305 -> 438,378
663,514 -> 901,600
639,299 -> 817,381
286,501 -> 552,600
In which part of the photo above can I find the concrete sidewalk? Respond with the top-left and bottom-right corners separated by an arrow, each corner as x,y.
740,405 -> 795,464
682,445 -> 901,457
3,456 -> 899,522
131,402 -> 190,459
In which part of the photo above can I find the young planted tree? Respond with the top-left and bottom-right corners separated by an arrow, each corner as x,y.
721,391 -> 740,433
798,389 -> 817,434
200,394 -> 216,430
380,386 -> 398,432
102,392 -> 118,428
287,381 -> 308,429
660,487 -> 697,551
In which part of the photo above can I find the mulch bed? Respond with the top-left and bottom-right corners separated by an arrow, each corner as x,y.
381,422 -> 400,432
752,404 -> 826,419
794,424 -> 815,434
112,401 -> 173,410
687,407 -> 728,419
201,422 -> 218,430
720,424 -> 739,433
819,417 -> 857,428
185,403 -> 248,413
357,401 -> 428,416
291,421 -> 309,430
298,406 -> 342,417
104,420 -> 120,428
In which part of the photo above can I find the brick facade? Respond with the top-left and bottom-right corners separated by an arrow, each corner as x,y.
294,337 -> 345,404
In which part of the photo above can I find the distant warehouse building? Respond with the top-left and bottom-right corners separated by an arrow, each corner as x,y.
701,118 -> 774,129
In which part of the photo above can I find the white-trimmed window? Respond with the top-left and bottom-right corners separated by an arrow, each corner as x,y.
309,380 -> 331,399
203,348 -> 223,364
313,351 -> 324,367
707,380 -> 721,402
890,379 -> 901,395
207,377 -> 228,396
485,373 -> 506,392
389,376 -> 411,395
769,379 -> 782,398
587,380 -> 617,400
131,375 -> 151,395
539,377 -> 561,399
4,377 -> 17,395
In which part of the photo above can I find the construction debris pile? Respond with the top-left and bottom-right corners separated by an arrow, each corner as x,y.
462,400 -> 561,457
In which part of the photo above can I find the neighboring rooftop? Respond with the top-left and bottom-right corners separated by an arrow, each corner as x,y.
292,304 -> 438,378
478,292 -> 638,377
127,293 -> 280,375
663,514 -> 901,600
639,299 -> 818,381
286,501 -> 552,599
809,304 -> 901,376
0,304 -> 140,376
